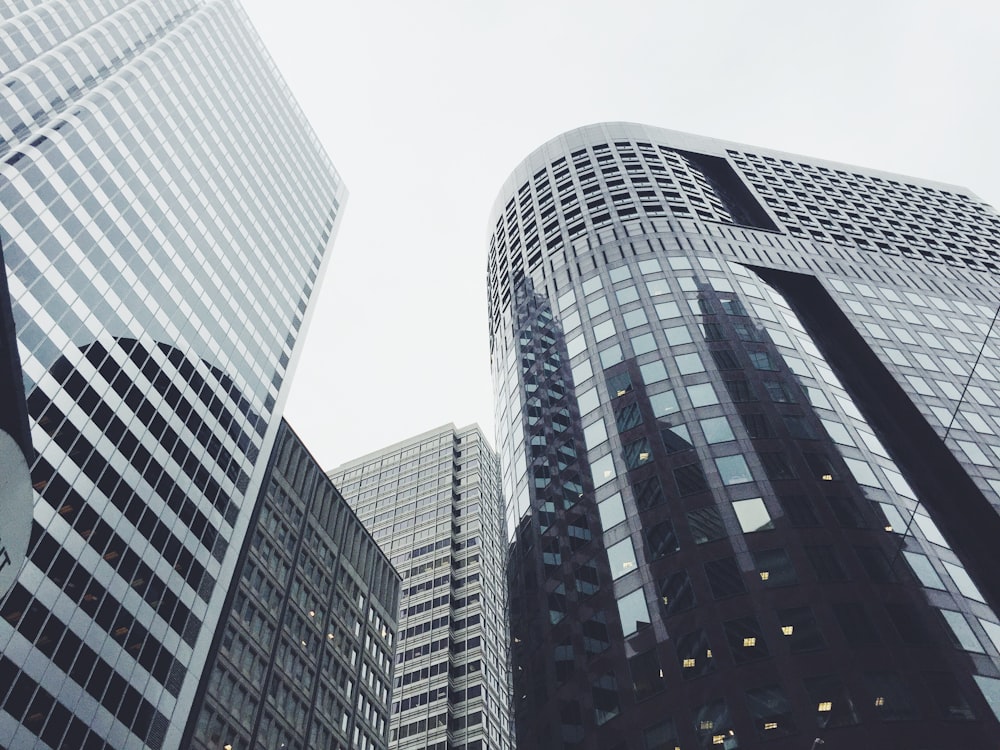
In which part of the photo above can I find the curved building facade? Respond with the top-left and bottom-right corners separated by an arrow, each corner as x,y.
488,123 -> 1000,749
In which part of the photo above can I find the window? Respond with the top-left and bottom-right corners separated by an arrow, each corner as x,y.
606,371 -> 633,398
639,360 -> 668,384
804,674 -> 859,728
807,546 -> 848,582
622,437 -> 652,468
753,548 -> 796,586
664,325 -> 692,346
779,493 -> 819,526
732,497 -> 772,532
600,345 -> 624,368
940,610 -> 984,652
632,476 -> 665,511
659,569 -> 695,617
617,589 -> 651,636
629,650 -> 664,701
646,520 -> 679,559
590,453 -> 616,488
725,616 -> 768,663
661,424 -> 693,453
833,602 -> 880,646
674,463 -> 708,495
863,671 -> 918,721
598,493 -> 626,529
677,629 -> 714,679
716,455 -> 753,485
692,699 -> 734,747
649,389 -> 679,417
705,556 -> 746,598
700,416 -> 734,444
674,352 -> 705,375
687,506 -> 724,544
592,672 -> 620,726
777,606 -> 825,652
607,538 -> 638,579
745,684 -> 796,738
686,382 -> 719,406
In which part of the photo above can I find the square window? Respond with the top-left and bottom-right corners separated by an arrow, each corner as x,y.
639,360 -> 668,384
687,506 -> 724,543
716,455 -> 754,486
649,389 -> 679,417
615,402 -> 642,432
588,296 -> 610,317
623,437 -> 653,468
600,345 -> 624,368
606,371 -> 632,398
598,493 -> 626,530
745,684 -> 796,738
632,475 -> 665,511
607,537 -> 639,579
664,325 -> 692,346
705,556 -> 746,599
833,602 -> 880,646
686,383 -> 718,407
590,453 -> 616,488
803,674 -> 859,728
646,520 -> 679,559
583,419 -> 608,449
675,463 -> 708,495
807,545 -> 848,582
609,265 -> 632,283
616,286 -> 639,305
655,301 -> 681,319
629,649 -> 665,702
677,629 -> 714,679
700,416 -> 734,444
577,386 -> 599,415
777,605 -> 825,652
661,424 -> 693,453
726,616 -> 769,663
659,569 -> 696,617
617,588 -> 650,636
863,671 -> 918,721
594,319 -> 617,342
623,309 -> 648,328
631,333 -> 656,356
582,276 -> 604,295
753,548 -> 797,586
675,352 -> 704,375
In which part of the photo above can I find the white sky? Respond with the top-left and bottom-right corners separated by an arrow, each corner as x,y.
238,0 -> 1000,470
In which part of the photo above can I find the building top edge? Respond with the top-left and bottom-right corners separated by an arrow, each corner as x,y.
487,121 -> 979,227
326,422 -> 490,474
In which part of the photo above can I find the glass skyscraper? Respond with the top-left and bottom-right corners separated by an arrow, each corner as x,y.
185,421 -> 399,750
489,123 -> 1000,748
0,2 -> 345,748
329,424 -> 514,750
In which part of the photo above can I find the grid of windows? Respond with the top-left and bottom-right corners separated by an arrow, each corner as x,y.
490,123 -> 1000,750
0,2 -> 345,748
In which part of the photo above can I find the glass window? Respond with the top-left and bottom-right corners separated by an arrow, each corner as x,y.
924,672 -> 976,721
705,556 -> 746,598
655,300 -> 681,319
777,606 -> 825,652
583,612 -> 610,655
639,360 -> 668,384
806,545 -> 848,582
903,551 -> 945,589
588,296 -> 610,317
582,276 -> 603,295
700,416 -> 734,444
592,672 -> 620,726
594,319 -> 616,342
687,506 -> 725,543
557,290 -> 576,310
646,279 -> 671,297
609,265 -> 632,283
590,453 -> 616,488
760,451 -> 796,481
583,419 -> 608,449
940,609 -> 985,653
615,401 -> 642,432
632,475 -> 666,511
617,588 -> 651,636
710,347 -> 740,369
763,380 -> 795,402
562,310 -> 581,332
606,371 -> 632,398
716,455 -> 754,486
675,463 -> 708,495
629,649 -> 664,701
753,548 -> 797,586
607,538 -> 638,579
649,389 -> 680,417
623,437 -> 653,468
914,513 -> 950,547
804,674 -> 859,728
631,332 -> 656,355
944,561 -> 987,602
725,616 -> 769,663
577,386 -> 599,415
974,675 -> 1000,723
745,684 -> 796,739
623,308 -> 648,328
686,382 -> 719,407
616,286 -> 639,305
661,423 -> 693,453
677,628 -> 714,679
638,258 -> 661,275
597,492 -> 626,530
566,333 -> 586,358
864,672 -> 918,721
749,350 -> 779,370
572,358 -> 593,385
646,520 -> 679,559
659,569 -> 695,617
600,344 -> 623,368
675,352 -> 705,375
643,719 -> 680,750
664,325 -> 692,346
692,698 -> 734,747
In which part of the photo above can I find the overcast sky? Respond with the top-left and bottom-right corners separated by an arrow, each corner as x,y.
238,0 -> 1000,470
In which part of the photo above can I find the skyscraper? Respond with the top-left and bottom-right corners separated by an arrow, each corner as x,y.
0,2 -> 344,748
184,421 -> 399,750
488,123 -> 1000,749
329,424 -> 514,750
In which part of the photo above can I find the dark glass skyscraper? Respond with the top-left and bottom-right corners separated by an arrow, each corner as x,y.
329,424 -> 514,750
488,123 -> 1000,749
185,421 -> 399,750
0,2 -> 344,748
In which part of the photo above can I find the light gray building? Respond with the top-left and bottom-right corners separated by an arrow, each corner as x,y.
489,123 -> 1000,749
329,424 -> 514,750
0,2 -> 344,748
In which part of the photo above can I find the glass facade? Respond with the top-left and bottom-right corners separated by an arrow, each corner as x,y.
489,123 -> 1000,749
0,2 -> 345,748
330,424 -> 514,750
185,421 -> 398,750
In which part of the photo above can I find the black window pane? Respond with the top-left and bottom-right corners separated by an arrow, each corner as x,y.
632,476 -> 665,512
607,372 -> 633,399
659,570 -> 696,617
705,557 -> 746,599
779,494 -> 819,527
833,602 -> 881,647
806,545 -> 848,582
753,548 -> 797,587
724,616 -> 769,663
760,452 -> 797,481
863,671 -> 918,721
745,684 -> 796,738
674,463 -> 708,495
677,629 -> 714,679
740,412 -> 773,438
804,673 -> 859,728
687,507 -> 725,545
615,401 -> 643,432
922,671 -> 976,721
629,650 -> 665,702
777,606 -> 826,653
646,520 -> 679,559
